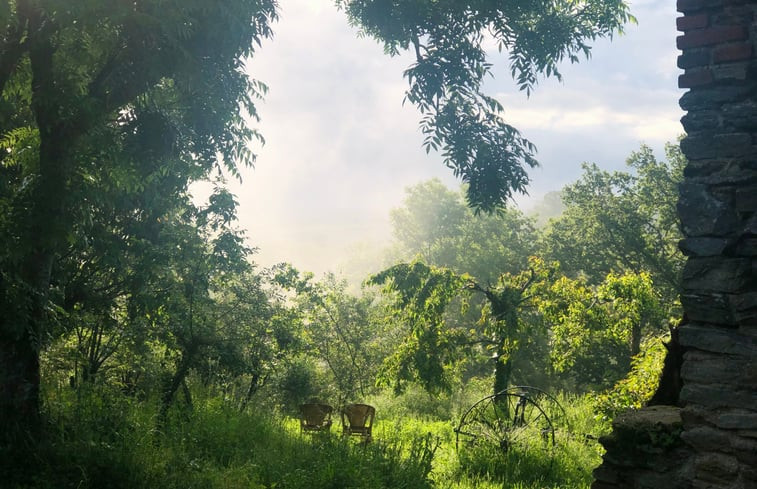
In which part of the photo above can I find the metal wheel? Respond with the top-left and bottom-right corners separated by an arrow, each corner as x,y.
455,386 -> 566,453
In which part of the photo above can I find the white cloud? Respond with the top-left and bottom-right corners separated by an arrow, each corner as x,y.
229,0 -> 684,276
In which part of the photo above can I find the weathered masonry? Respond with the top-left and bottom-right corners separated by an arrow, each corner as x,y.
592,1 -> 757,488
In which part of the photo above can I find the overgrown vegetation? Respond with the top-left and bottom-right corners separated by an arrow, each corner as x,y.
0,140 -> 681,488
2,375 -> 616,489
0,1 -> 684,487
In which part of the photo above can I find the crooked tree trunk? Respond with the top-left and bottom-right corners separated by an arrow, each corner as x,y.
158,347 -> 196,427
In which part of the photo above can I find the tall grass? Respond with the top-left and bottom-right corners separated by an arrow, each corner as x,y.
8,383 -> 609,489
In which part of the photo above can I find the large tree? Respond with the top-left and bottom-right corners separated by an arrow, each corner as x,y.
390,179 -> 538,282
0,0 -> 277,435
541,142 -> 685,308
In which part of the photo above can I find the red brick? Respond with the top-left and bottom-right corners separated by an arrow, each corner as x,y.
679,69 -> 714,88
677,14 -> 709,31
677,25 -> 749,49
713,43 -> 754,63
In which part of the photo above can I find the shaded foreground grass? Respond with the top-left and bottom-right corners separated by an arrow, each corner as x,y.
3,389 -> 608,488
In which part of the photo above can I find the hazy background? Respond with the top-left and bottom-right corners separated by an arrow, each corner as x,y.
213,0 -> 684,278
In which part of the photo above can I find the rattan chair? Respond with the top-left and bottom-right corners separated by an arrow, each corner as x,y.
341,403 -> 375,443
299,403 -> 333,434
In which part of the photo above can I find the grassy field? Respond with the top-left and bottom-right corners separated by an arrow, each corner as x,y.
4,386 -> 611,488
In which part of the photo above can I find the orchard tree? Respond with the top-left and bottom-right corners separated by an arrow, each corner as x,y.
369,258 -> 556,396
273,265 -> 386,405
537,270 -> 667,390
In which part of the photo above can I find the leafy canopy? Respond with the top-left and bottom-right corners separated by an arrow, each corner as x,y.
337,0 -> 634,211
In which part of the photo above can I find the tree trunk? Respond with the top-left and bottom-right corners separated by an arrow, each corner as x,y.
0,27 -> 68,438
493,342 -> 512,396
158,350 -> 195,427
630,322 -> 641,357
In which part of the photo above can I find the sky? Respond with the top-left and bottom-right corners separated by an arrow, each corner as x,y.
214,0 -> 684,278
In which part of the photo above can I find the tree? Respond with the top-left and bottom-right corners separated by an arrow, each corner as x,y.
0,0 -> 277,435
390,179 -> 539,283
273,265 -> 387,405
369,257 -> 556,396
536,270 -> 667,390
0,0 -> 635,436
540,142 -> 685,308
338,0 -> 634,211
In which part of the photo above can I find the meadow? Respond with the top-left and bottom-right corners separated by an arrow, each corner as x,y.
5,381 -> 612,489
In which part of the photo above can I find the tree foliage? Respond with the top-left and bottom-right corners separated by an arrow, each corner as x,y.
390,179 -> 538,283
337,0 -> 634,211
541,142 -> 685,308
0,0 -> 278,433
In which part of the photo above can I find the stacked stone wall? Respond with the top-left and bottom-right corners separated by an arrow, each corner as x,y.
593,1 -> 757,487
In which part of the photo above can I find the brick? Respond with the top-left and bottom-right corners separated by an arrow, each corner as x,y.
680,132 -> 753,158
713,62 -> 749,80
714,42 -> 753,63
677,0 -> 708,13
677,25 -> 749,49
679,69 -> 714,88
679,85 -> 754,111
679,324 -> 757,356
680,109 -> 720,132
681,292 -> 735,324
677,14 -> 709,31
678,50 -> 711,69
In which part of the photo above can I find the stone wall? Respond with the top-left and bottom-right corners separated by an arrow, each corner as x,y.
592,1 -> 757,487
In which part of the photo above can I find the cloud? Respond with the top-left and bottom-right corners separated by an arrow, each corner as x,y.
229,0 -> 684,276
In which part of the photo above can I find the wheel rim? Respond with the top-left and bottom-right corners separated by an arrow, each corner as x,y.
455,386 -> 563,454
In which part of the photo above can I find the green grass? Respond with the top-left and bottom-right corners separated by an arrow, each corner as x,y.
5,386 -> 610,488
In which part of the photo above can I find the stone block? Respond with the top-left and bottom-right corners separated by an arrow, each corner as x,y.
721,101 -> 757,132
593,466 -> 619,484
681,384 -> 757,410
678,14 -> 710,31
681,405 -> 719,428
680,426 -> 733,451
679,237 -> 731,257
694,453 -> 739,483
678,50 -> 712,69
681,350 -> 744,385
732,292 -> 757,325
678,183 -> 741,237
680,69 -> 714,88
712,62 -> 749,81
681,133 -> 753,158
681,110 -> 721,132
714,42 -> 753,63
679,324 -> 757,355
733,185 -> 757,211
682,257 -> 752,293
681,292 -> 735,325
717,410 -> 757,430
679,85 -> 755,111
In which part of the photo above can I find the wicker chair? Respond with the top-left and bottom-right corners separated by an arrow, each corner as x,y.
341,403 -> 375,443
299,403 -> 333,434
